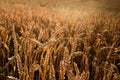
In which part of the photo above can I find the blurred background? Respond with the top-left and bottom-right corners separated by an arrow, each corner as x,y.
0,0 -> 120,10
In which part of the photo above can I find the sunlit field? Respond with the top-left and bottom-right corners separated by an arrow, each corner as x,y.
0,0 -> 120,80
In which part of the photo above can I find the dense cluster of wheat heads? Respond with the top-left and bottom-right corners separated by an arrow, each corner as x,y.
0,5 -> 120,80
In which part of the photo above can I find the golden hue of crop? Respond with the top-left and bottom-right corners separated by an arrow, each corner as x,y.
0,3 -> 120,80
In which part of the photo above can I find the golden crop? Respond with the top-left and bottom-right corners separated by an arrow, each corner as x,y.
0,3 -> 120,80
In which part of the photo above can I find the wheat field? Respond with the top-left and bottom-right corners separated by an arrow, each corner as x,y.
0,1 -> 120,80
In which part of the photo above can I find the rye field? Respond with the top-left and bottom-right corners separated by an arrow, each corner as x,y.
0,0 -> 120,80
